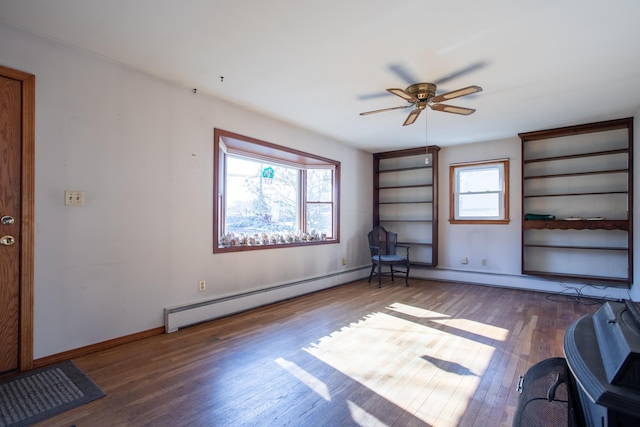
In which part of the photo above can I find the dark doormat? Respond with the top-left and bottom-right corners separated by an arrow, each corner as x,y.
0,360 -> 105,427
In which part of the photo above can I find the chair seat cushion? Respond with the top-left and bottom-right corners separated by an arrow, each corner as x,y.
373,255 -> 407,262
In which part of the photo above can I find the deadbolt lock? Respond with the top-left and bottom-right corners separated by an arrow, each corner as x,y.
0,235 -> 15,246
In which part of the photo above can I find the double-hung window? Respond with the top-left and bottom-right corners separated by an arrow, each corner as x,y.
214,129 -> 340,252
450,159 -> 510,224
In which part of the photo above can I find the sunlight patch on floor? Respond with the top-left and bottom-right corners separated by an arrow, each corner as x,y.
386,302 -> 451,319
430,317 -> 509,342
274,357 -> 331,401
387,302 -> 508,342
347,400 -> 388,427
303,310 -> 498,426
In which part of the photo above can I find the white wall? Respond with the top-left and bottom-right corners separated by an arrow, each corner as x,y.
438,138 -> 521,275
412,137 -> 634,301
0,22 -> 373,358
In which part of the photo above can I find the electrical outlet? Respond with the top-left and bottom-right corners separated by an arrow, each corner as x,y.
342,258 -> 347,266
199,280 -> 206,291
461,257 -> 468,264
65,190 -> 84,206
482,259 -> 487,266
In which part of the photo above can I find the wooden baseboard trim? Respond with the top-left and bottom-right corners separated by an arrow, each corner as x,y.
32,326 -> 165,369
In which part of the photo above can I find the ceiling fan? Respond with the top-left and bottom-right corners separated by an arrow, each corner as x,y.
359,82 -> 482,126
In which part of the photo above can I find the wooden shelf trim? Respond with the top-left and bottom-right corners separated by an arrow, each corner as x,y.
523,148 -> 628,164
523,243 -> 628,251
380,219 -> 433,223
524,169 -> 628,180
410,261 -> 437,268
522,269 -> 630,286
398,241 -> 433,246
378,165 -> 433,173
379,201 -> 432,205
524,219 -> 629,231
518,117 -> 633,141
524,191 -> 627,198
378,184 -> 433,190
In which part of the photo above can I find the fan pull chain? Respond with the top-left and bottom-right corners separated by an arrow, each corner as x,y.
425,109 -> 430,165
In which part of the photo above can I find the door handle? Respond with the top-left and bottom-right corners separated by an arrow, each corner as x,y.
1,216 -> 14,225
0,235 -> 15,246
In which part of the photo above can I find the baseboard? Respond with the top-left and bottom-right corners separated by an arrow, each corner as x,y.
165,266 -> 370,332
411,267 -> 630,300
32,326 -> 165,369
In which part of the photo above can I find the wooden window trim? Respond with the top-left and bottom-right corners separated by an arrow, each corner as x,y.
449,159 -> 510,225
213,128 -> 340,253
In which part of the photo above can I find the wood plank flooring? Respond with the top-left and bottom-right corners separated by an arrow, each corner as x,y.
39,278 -> 601,426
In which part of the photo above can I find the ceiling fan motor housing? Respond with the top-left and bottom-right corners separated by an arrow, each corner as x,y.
407,83 -> 437,101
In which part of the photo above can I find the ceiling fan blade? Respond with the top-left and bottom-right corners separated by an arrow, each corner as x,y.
430,103 -> 476,115
358,92 -> 392,100
403,109 -> 422,126
387,88 -> 417,102
388,63 -> 419,85
431,85 -> 482,103
432,61 -> 487,86
360,105 -> 412,116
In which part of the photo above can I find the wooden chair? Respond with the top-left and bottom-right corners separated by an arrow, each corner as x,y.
367,226 -> 410,288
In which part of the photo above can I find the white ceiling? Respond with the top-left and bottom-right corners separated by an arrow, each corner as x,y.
1,0 -> 640,153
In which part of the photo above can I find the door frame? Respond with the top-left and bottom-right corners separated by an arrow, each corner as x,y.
0,64 -> 35,371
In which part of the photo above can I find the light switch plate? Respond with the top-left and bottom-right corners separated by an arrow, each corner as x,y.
65,190 -> 84,206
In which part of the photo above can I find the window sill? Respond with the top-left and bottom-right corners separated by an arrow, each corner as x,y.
214,239 -> 338,253
449,219 -> 511,225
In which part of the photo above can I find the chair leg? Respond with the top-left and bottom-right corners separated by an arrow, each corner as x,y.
390,267 -> 395,282
405,262 -> 410,286
368,264 -> 376,283
378,263 -> 382,288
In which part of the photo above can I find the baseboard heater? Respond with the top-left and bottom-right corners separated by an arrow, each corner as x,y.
164,267 -> 367,333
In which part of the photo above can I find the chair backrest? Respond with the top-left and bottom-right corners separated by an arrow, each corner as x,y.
368,226 -> 398,256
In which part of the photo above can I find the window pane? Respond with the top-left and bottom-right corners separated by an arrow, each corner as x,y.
306,203 -> 332,236
307,169 -> 332,202
458,193 -> 500,218
459,168 -> 501,192
226,156 -> 299,235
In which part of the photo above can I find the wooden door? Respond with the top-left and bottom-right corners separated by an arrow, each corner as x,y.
0,65 -> 35,373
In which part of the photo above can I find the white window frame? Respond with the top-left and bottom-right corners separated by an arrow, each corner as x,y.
449,159 -> 510,224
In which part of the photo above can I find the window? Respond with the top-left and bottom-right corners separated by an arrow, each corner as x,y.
449,159 -> 509,224
214,129 -> 340,252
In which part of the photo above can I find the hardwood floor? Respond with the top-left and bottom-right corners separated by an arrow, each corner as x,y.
40,278 -> 600,426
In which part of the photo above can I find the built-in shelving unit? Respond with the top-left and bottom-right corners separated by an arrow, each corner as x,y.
373,146 -> 440,267
520,118 -> 633,286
